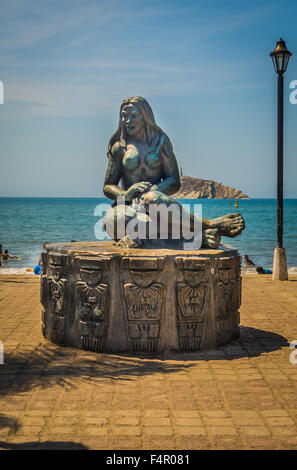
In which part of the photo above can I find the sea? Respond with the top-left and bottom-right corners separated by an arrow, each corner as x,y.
0,197 -> 296,274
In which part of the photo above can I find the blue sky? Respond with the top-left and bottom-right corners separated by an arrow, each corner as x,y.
0,0 -> 297,197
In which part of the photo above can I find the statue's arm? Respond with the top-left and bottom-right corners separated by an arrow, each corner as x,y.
103,145 -> 126,201
157,137 -> 181,195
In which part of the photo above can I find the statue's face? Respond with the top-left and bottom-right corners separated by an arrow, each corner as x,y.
121,104 -> 145,135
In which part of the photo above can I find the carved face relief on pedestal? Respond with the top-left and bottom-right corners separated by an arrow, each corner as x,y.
175,257 -> 210,351
80,268 -> 103,288
75,258 -> 110,352
217,266 -> 239,319
51,265 -> 63,283
216,257 -> 241,345
76,278 -> 109,322
177,270 -> 208,321
43,261 -> 69,346
124,280 -> 164,321
48,266 -> 67,313
122,257 -> 165,353
219,266 -> 233,284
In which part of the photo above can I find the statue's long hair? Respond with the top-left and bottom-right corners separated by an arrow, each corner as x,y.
107,96 -> 170,158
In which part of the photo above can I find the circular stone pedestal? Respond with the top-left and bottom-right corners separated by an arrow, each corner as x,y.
40,241 -> 242,353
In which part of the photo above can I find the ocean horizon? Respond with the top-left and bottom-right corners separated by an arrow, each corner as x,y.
1,197 -> 297,274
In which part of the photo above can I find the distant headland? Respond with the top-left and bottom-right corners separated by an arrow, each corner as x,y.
173,175 -> 249,199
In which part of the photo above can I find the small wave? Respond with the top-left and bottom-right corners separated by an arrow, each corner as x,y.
241,267 -> 258,275
0,267 -> 34,275
288,267 -> 297,274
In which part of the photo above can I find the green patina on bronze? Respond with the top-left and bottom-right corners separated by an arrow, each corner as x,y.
103,96 -> 245,249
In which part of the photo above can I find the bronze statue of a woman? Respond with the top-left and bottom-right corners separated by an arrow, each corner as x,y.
103,96 -> 244,248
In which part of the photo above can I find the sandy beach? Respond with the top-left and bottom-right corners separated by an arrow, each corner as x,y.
0,273 -> 297,450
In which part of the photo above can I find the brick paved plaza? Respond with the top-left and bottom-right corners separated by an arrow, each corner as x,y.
0,274 -> 297,450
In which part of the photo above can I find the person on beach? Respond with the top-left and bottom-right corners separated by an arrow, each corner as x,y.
0,249 -> 18,261
256,266 -> 273,275
244,255 -> 256,267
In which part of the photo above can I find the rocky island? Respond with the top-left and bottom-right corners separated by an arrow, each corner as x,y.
173,175 -> 249,199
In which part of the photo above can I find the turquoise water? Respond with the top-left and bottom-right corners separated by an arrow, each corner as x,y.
0,197 -> 296,272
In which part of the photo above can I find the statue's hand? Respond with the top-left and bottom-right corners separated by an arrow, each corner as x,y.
140,186 -> 167,205
125,182 -> 152,201
210,213 -> 245,238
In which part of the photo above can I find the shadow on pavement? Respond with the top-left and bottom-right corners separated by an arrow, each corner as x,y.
0,326 -> 289,397
0,413 -> 88,450
0,440 -> 88,450
0,413 -> 20,433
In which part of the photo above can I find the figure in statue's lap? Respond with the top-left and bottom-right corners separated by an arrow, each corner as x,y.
103,96 -> 245,248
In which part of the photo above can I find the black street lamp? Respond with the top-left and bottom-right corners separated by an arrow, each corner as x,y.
270,38 -> 292,280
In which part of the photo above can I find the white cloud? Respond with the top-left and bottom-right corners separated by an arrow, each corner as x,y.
0,0 -> 276,119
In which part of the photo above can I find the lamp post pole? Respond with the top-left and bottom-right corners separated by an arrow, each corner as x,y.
270,38 -> 292,281
277,73 -> 284,250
